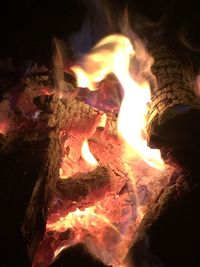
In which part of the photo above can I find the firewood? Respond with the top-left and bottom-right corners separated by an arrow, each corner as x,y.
126,172 -> 200,267
33,166 -> 112,267
146,43 -> 200,154
56,166 -> 111,202
22,92 -> 103,258
50,243 -> 111,267
49,166 -> 112,221
0,128 -> 62,263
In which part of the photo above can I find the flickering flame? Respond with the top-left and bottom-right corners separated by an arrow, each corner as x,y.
72,34 -> 164,170
47,206 -> 119,234
81,139 -> 98,167
98,113 -> 107,128
117,81 -> 164,170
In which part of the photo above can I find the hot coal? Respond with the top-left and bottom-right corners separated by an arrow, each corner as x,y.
49,166 -> 112,222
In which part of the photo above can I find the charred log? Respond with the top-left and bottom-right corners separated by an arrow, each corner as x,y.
0,62 -> 104,265
126,172 -> 200,267
146,43 -> 200,169
49,166 -> 112,220
56,166 -> 111,202
50,243 -> 111,267
0,128 -> 62,264
32,167 -> 113,267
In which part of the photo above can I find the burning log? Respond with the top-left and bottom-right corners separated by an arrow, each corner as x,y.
0,64 -> 104,265
33,166 -> 112,267
50,243 -> 111,267
49,166 -> 112,221
0,127 -> 62,264
146,43 -> 200,167
24,91 -> 103,258
126,172 -> 200,267
56,166 -> 111,202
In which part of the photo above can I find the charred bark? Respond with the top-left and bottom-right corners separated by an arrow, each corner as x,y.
33,166 -> 113,267
0,66 -> 103,265
0,128 -> 62,265
126,172 -> 200,267
147,43 -> 200,169
50,243 -> 111,267
49,166 -> 112,221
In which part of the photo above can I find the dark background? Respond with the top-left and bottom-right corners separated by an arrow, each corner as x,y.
0,0 -> 85,64
0,0 -> 199,68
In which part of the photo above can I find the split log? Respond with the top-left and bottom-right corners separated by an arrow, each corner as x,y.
50,243 -> 111,267
126,172 -> 200,267
146,43 -> 200,168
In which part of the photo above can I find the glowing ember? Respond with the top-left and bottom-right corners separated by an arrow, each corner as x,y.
0,122 -> 7,134
81,139 -> 98,167
47,205 -> 117,234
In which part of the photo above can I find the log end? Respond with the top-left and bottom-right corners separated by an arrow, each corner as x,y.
148,104 -> 200,148
148,104 -> 200,170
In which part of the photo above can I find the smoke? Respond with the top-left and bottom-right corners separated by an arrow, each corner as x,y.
69,0 -> 116,57
126,0 -> 200,53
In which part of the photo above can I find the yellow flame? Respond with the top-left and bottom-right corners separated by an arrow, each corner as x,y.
98,113 -> 107,128
72,34 -> 164,170
71,34 -> 135,91
0,122 -> 8,135
81,139 -> 98,167
47,206 -> 119,235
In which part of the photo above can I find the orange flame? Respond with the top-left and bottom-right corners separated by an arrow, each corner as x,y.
0,122 -> 8,135
81,139 -> 98,167
47,206 -> 119,234
72,34 -> 164,170
98,113 -> 107,128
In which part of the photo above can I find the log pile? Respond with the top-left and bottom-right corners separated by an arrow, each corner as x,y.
1,33 -> 200,267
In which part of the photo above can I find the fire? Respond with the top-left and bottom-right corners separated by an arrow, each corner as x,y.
47,205 -> 119,236
98,113 -> 107,128
34,33 -> 168,267
72,34 -> 164,170
81,139 -> 98,167
0,122 -> 7,134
